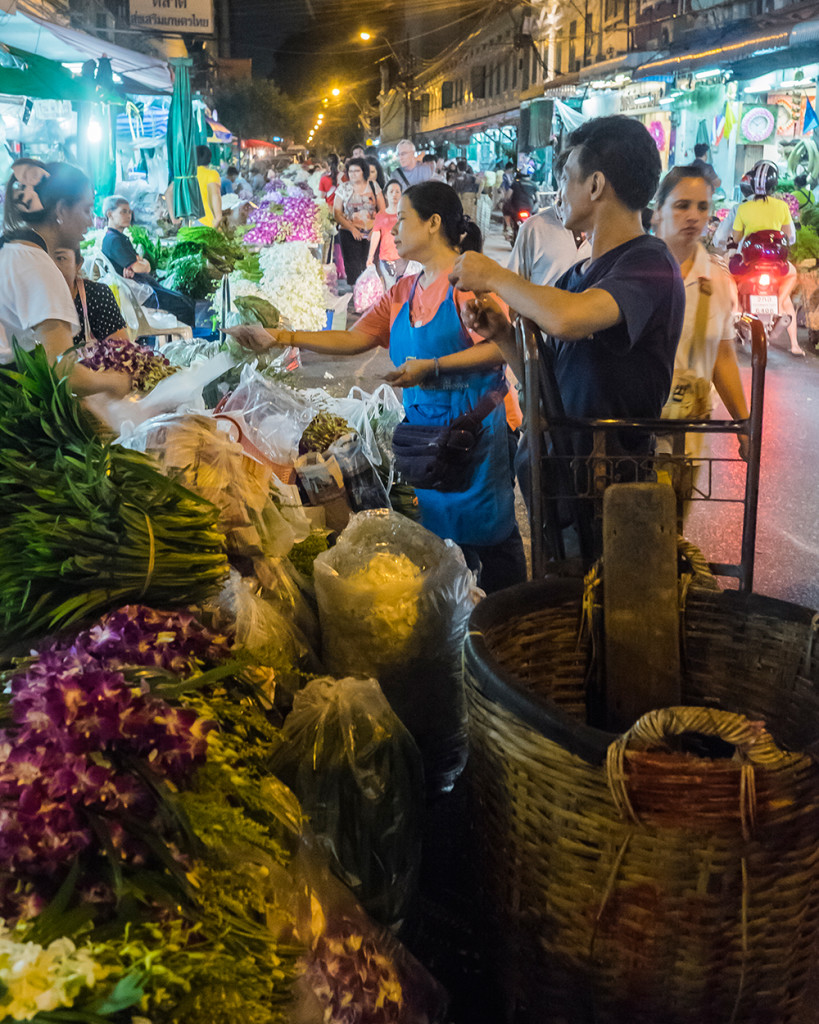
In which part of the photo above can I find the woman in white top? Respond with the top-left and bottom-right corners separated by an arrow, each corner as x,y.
653,165 -> 750,470
0,159 -> 131,397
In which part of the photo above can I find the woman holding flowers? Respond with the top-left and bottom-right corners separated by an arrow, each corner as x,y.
228,181 -> 525,593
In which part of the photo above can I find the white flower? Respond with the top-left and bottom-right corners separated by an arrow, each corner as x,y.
0,922 -> 109,1021
257,242 -> 328,332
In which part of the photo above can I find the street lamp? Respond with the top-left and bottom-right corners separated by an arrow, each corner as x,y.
358,29 -> 414,138
331,88 -> 340,97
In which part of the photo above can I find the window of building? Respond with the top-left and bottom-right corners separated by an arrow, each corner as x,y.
504,57 -> 510,91
442,81 -> 454,109
555,42 -> 562,76
420,94 -> 431,119
471,65 -> 486,99
604,0 -> 618,19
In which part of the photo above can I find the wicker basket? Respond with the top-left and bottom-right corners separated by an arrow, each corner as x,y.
464,578 -> 819,1024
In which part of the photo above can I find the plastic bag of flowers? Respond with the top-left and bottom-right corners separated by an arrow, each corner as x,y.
313,510 -> 481,795
269,675 -> 424,929
279,836 -> 448,1024
204,568 -> 320,707
118,411 -> 300,558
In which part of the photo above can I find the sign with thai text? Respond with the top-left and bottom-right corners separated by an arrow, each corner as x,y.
129,0 -> 213,35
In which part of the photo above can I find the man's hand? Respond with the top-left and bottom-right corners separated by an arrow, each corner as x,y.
384,359 -> 432,388
123,267 -> 135,279
350,226 -> 364,241
461,295 -> 513,345
365,257 -> 373,267
450,252 -> 502,293
222,325 -> 290,353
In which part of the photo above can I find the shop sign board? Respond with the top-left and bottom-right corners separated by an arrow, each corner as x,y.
129,0 -> 214,35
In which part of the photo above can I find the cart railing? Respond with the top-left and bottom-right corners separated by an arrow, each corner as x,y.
516,315 -> 767,592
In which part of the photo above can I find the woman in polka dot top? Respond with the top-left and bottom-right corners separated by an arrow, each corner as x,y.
53,247 -> 130,345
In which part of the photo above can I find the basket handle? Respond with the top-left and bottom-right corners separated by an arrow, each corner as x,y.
607,706 -> 804,831
620,706 -> 796,768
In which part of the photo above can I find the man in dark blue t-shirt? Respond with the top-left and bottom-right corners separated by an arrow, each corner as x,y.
450,115 -> 684,435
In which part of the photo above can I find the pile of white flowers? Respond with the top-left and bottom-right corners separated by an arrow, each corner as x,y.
0,924 -> 108,1020
228,241 -> 329,333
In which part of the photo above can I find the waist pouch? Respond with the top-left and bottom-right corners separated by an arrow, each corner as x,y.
392,383 -> 507,493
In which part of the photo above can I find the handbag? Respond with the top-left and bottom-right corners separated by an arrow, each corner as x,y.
661,276 -> 713,421
392,382 -> 508,493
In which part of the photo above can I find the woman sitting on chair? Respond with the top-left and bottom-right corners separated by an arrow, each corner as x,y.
101,196 -> 196,327
53,246 -> 130,345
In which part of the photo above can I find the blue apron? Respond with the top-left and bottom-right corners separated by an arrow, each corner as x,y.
389,277 -> 516,547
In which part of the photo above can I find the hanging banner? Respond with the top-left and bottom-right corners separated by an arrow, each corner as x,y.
129,0 -> 213,34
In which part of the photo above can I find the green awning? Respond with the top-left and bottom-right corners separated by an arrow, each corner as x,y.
0,46 -> 119,103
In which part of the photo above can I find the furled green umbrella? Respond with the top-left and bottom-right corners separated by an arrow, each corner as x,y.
167,57 -> 204,222
78,102 -> 117,216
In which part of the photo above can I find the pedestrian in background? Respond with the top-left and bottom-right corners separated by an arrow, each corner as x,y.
333,156 -> 385,285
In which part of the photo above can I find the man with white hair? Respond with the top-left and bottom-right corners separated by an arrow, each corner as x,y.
393,139 -> 433,188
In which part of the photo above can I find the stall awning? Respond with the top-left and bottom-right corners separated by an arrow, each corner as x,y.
0,44 -> 116,102
206,115 -> 233,142
0,11 -> 172,91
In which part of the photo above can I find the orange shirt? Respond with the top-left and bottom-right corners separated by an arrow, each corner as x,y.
355,270 -> 522,429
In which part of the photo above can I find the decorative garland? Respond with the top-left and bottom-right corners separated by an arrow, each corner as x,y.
741,107 -> 775,143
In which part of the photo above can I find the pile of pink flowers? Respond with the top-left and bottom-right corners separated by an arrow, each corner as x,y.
244,186 -> 320,246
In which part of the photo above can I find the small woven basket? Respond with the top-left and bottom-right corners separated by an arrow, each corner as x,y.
464,578 -> 819,1024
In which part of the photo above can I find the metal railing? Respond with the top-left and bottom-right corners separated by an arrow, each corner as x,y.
516,315 -> 767,592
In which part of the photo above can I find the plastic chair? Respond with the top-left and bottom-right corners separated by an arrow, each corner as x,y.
83,250 -> 193,347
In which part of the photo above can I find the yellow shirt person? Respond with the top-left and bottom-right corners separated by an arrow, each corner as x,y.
195,146 -> 222,229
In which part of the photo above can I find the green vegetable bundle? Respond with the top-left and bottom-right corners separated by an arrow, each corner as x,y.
0,346 -> 229,640
792,226 -> 819,263
127,225 -> 164,273
164,251 -> 214,299
234,295 -> 280,329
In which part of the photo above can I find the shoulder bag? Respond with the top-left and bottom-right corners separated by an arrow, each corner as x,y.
391,380 -> 508,493
661,276 -> 713,421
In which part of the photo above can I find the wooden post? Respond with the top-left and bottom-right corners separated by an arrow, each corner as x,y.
603,483 -> 681,732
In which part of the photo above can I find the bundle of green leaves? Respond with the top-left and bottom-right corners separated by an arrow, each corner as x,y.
0,346 -> 229,640
126,225 -> 164,274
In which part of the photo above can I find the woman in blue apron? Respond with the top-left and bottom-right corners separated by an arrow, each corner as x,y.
226,181 -> 525,593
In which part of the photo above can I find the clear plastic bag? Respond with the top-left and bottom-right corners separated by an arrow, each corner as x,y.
313,510 -> 479,794
205,569 -> 313,699
270,676 -> 424,929
353,264 -> 386,313
327,432 -> 390,512
218,363 -> 315,464
348,384 -> 405,490
118,412 -> 299,558
277,836 -> 448,1024
299,387 -> 382,467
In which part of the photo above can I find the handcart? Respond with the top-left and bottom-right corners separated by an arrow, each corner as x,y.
459,316 -> 819,1023
515,315 -> 767,590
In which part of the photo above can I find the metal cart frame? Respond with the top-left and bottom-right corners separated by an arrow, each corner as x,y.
516,315 -> 768,591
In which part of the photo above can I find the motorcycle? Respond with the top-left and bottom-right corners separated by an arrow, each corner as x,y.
729,230 -> 792,346
511,205 -> 532,243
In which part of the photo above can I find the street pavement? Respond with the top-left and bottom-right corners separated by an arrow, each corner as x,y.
289,221 -> 819,612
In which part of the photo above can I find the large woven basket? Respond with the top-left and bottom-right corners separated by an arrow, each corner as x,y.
464,578 -> 819,1024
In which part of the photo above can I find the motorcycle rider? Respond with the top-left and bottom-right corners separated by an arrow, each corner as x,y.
730,160 -> 800,355
503,170 -> 538,241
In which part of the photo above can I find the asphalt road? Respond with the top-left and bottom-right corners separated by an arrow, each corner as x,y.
290,223 -> 819,613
